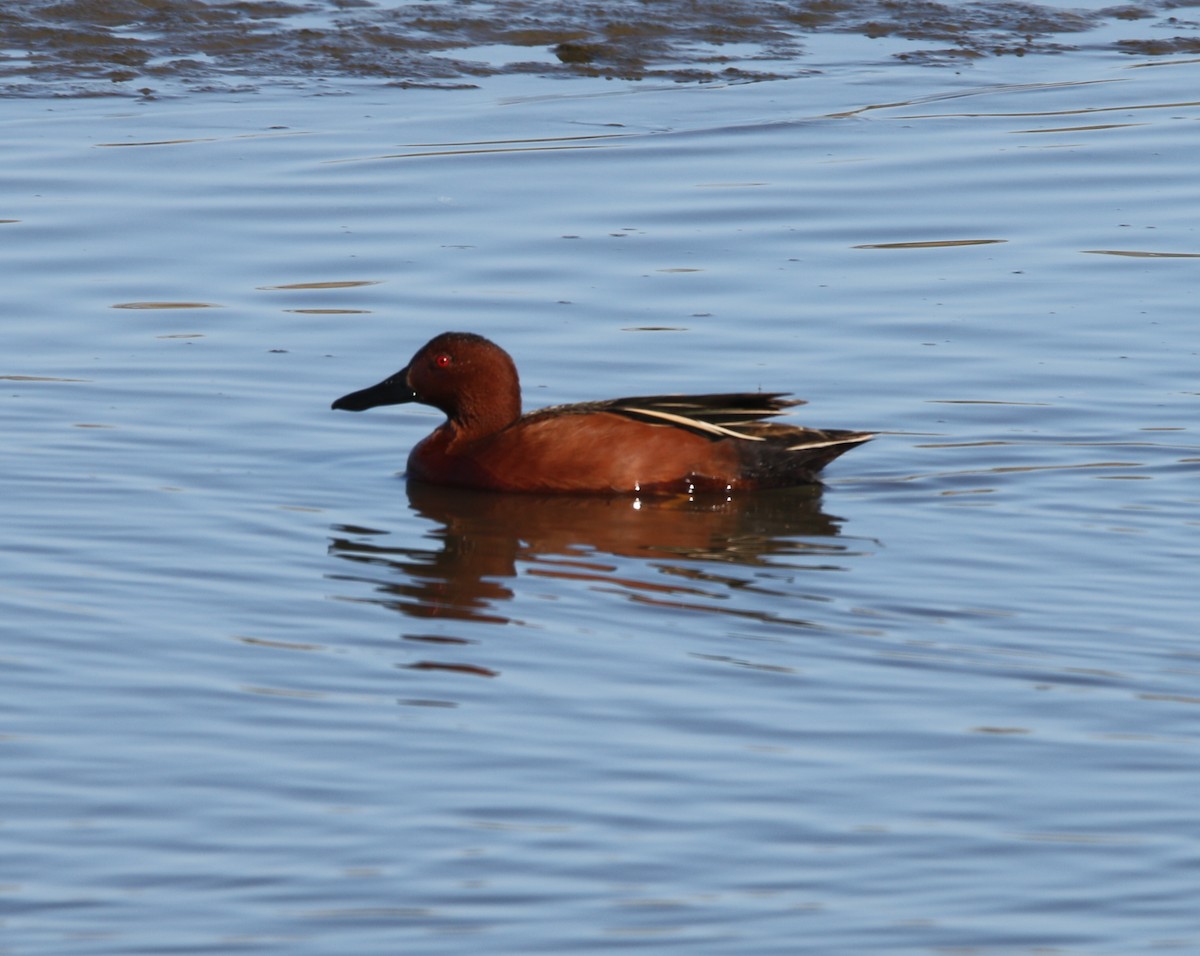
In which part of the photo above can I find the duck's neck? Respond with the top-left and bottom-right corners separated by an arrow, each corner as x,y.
449,387 -> 521,438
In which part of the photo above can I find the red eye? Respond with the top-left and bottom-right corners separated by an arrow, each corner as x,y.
434,353 -> 452,369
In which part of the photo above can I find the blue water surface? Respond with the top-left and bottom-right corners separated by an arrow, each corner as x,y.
3,26 -> 1199,956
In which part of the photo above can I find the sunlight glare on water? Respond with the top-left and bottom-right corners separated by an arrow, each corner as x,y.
2,2 -> 1199,953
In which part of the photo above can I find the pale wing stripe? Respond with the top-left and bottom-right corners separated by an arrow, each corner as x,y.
617,406 -> 768,441
785,434 -> 875,451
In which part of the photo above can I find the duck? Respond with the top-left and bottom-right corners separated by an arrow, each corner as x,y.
332,331 -> 872,494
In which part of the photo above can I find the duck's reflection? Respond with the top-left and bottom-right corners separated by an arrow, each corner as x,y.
327,481 -> 862,623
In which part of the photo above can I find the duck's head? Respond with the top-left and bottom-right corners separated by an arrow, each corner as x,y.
332,331 -> 522,431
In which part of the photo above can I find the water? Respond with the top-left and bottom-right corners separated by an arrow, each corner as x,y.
3,3 -> 1200,953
